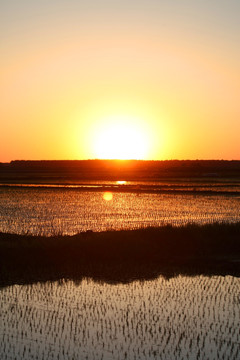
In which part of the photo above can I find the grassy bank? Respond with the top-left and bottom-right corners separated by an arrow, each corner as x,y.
0,222 -> 240,286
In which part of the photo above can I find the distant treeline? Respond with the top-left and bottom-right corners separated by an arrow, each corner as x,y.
0,159 -> 240,182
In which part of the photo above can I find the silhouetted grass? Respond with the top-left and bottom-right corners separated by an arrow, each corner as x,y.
0,222 -> 240,287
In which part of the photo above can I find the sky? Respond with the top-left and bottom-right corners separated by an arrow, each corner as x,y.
1,0 -> 240,161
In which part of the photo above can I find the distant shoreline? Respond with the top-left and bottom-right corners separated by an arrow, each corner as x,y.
1,182 -> 240,196
1,222 -> 240,287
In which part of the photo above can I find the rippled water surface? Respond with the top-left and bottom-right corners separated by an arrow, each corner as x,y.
1,275 -> 240,360
0,185 -> 240,235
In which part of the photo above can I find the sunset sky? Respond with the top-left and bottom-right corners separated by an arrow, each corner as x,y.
1,0 -> 240,162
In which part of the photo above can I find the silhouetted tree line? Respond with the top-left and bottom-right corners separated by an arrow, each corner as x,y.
0,160 -> 239,181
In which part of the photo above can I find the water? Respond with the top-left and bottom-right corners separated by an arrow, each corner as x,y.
1,182 -> 240,359
0,183 -> 240,235
0,275 -> 239,360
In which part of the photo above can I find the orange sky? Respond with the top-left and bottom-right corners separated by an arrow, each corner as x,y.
1,1 -> 240,161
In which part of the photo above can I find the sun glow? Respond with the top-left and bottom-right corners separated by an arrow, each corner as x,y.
103,192 -> 113,201
93,116 -> 149,160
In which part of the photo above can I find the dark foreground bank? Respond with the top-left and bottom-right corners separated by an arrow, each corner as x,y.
1,223 -> 240,287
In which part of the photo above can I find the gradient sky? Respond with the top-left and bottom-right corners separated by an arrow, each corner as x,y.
1,0 -> 240,161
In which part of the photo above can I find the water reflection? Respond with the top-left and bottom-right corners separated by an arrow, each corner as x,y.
103,191 -> 113,201
1,259 -> 240,289
1,275 -> 239,360
0,188 -> 240,236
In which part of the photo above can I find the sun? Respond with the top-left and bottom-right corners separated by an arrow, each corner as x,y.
93,116 -> 149,160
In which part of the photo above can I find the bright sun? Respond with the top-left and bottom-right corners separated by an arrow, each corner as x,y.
93,116 -> 149,160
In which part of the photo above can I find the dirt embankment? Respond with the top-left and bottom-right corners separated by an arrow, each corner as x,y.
0,222 -> 240,287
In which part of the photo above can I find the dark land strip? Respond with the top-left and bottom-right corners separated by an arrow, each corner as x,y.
0,183 -> 240,196
0,223 -> 240,288
1,160 -> 240,183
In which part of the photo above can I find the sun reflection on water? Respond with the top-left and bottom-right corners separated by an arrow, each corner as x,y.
103,192 -> 113,201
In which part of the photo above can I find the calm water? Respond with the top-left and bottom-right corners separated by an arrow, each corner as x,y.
1,275 -> 239,360
0,183 -> 240,235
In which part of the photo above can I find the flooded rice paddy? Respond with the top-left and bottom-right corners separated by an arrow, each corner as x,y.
1,182 -> 240,359
0,275 -> 240,360
0,184 -> 240,235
